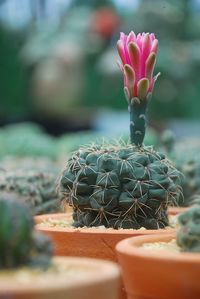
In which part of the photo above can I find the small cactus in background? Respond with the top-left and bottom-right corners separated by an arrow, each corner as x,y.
160,133 -> 200,207
179,159 -> 200,206
190,194 -> 200,206
0,122 -> 57,160
0,170 -> 62,215
177,205 -> 200,252
59,31 -> 182,229
0,194 -> 53,269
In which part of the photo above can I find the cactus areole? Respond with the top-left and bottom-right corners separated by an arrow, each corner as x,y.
117,31 -> 159,146
60,31 -> 181,229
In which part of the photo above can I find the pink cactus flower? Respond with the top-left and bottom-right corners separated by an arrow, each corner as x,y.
117,31 -> 159,100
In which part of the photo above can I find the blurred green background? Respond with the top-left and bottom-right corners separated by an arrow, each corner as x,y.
0,0 -> 200,137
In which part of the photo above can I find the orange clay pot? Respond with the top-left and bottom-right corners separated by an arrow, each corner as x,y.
168,206 -> 188,216
35,213 -> 175,261
35,213 -> 175,299
0,257 -> 120,299
116,232 -> 200,299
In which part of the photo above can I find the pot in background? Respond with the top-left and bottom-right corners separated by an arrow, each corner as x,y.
0,256 -> 120,299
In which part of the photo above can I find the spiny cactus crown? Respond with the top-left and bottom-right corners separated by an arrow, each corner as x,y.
60,142 -> 181,229
0,194 -> 53,269
177,205 -> 200,252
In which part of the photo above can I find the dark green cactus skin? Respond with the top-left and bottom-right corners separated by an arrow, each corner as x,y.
177,206 -> 200,252
0,170 -> 61,215
60,143 -> 181,229
0,195 -> 53,269
129,98 -> 147,146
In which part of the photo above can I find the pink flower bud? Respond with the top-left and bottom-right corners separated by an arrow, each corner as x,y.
117,31 -> 159,100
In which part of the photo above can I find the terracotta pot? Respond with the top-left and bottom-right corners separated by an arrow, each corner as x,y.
0,256 -> 120,299
116,232 -> 200,299
35,213 -> 175,261
168,206 -> 188,216
35,213 -> 175,299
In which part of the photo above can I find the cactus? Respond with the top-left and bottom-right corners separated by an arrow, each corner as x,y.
176,205 -> 200,252
0,170 -> 62,215
0,122 -> 57,160
178,158 -> 200,206
0,194 -> 53,269
59,31 -> 182,229
160,133 -> 200,207
190,194 -> 200,206
60,143 -> 181,229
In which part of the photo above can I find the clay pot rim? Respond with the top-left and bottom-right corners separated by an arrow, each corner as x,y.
35,213 -> 175,235
116,232 -> 200,263
167,206 -> 188,215
0,256 -> 120,293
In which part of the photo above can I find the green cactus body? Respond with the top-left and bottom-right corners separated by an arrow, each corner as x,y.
0,195 -> 53,269
160,134 -> 200,207
177,205 -> 200,252
177,158 -> 200,207
0,122 -> 57,160
129,97 -> 148,146
190,194 -> 200,206
0,195 -> 34,268
60,143 -> 181,229
0,170 -> 61,215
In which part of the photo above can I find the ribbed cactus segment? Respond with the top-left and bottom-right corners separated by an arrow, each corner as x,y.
60,143 -> 181,229
177,205 -> 200,252
0,195 -> 53,269
0,170 -> 61,215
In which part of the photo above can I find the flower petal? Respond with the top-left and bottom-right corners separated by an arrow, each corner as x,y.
145,52 -> 156,80
137,78 -> 149,100
141,33 -> 151,77
120,32 -> 126,42
128,42 -> 140,80
149,72 -> 160,92
117,40 -> 126,64
127,31 -> 136,44
151,39 -> 159,54
124,64 -> 135,98
150,33 -> 155,41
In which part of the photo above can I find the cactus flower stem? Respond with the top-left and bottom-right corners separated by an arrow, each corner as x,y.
129,98 -> 147,146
